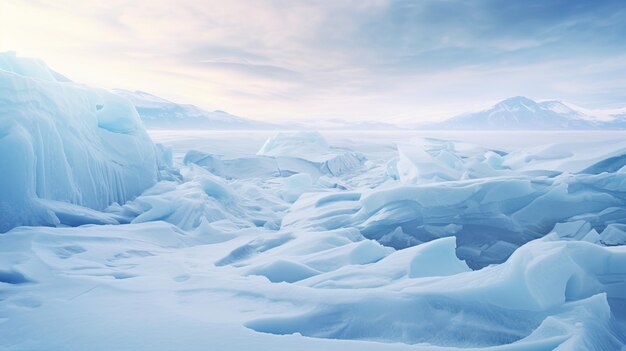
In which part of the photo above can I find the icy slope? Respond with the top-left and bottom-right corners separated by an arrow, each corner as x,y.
0,52 -> 157,232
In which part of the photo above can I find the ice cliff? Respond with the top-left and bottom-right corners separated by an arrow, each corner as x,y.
0,52 -> 157,232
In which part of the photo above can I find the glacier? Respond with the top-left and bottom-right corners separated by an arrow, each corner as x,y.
0,52 -> 158,232
1,55 -> 626,350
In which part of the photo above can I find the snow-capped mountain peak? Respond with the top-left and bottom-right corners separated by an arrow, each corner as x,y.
539,100 -> 577,115
426,96 -> 626,130
494,96 -> 539,112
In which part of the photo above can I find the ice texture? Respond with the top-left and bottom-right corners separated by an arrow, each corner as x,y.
2,213 -> 625,350
0,52 -> 157,232
2,56 -> 626,350
257,131 -> 331,158
185,131 -> 366,180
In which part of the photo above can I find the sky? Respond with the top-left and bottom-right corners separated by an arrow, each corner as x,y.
2,0 -> 626,122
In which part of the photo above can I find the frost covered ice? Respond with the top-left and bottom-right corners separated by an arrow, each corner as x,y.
0,52 -> 157,232
2,55 -> 626,350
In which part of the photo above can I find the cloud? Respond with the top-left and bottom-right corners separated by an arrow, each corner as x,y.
3,0 -> 626,121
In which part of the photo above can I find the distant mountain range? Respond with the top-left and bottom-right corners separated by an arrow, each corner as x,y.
286,118 -> 400,131
116,89 -> 626,130
421,96 -> 626,130
113,89 -> 281,130
116,89 -> 400,130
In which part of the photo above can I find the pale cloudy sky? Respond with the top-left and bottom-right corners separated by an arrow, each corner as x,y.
2,0 -> 626,122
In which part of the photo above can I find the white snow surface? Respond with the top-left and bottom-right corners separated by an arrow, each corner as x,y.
0,52 -> 158,232
2,55 -> 626,349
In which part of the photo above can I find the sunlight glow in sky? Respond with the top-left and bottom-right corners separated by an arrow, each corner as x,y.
2,0 -> 626,122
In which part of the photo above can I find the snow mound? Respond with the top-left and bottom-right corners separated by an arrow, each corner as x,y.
247,237 -> 626,348
247,259 -> 320,283
300,237 -> 470,289
0,52 -> 157,232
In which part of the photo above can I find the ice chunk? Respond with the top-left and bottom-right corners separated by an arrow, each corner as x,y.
256,131 -> 366,177
408,237 -> 471,278
279,173 -> 312,202
552,220 -> 592,240
257,131 -> 330,159
322,152 -> 366,176
38,199 -> 119,226
184,150 -> 281,179
284,170 -> 626,268
395,142 -> 463,183
505,139 -> 626,174
187,148 -> 365,180
393,138 -> 516,183
600,224 -> 626,246
483,150 -> 505,169
0,51 -> 59,82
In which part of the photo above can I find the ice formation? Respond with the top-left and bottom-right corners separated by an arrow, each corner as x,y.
0,52 -> 157,232
257,131 -> 331,158
184,131 -> 366,180
2,56 -> 626,350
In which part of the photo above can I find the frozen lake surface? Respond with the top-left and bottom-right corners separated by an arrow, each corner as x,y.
150,129 -> 626,160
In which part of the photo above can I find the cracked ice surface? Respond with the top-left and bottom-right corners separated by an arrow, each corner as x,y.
1,129 -> 625,350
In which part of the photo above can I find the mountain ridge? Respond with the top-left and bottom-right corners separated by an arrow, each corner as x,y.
116,89 -> 626,131
113,89 -> 281,130
421,96 -> 626,130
